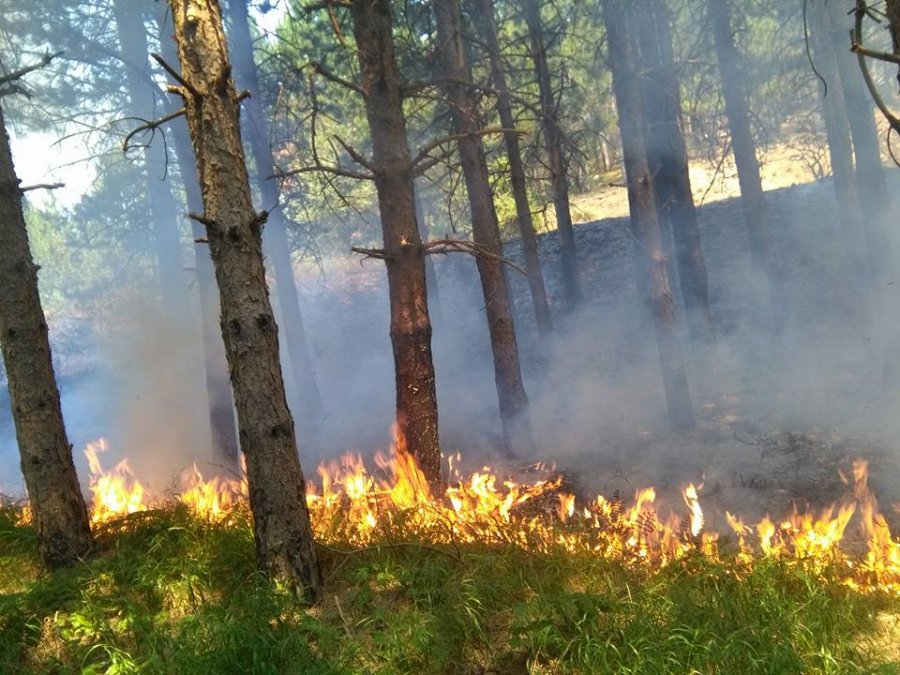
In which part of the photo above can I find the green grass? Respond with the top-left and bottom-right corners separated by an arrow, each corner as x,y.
1,504 -> 898,674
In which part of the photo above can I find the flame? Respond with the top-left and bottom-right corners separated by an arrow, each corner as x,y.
9,434 -> 886,595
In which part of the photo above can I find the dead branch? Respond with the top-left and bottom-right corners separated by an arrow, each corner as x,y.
122,108 -> 186,154
411,127 -> 521,170
0,51 -> 63,87
333,135 -> 374,172
150,53 -> 200,98
351,246 -> 389,261
424,238 -> 527,275
309,60 -> 364,96
20,182 -> 64,193
273,164 -> 373,181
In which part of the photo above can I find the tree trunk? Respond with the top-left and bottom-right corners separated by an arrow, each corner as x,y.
348,0 -> 442,482
709,0 -> 782,306
131,1 -> 240,465
434,0 -> 534,454
0,105 -> 93,568
476,0 -> 552,338
223,0 -> 323,433
521,0 -> 582,307
825,0 -> 891,275
414,184 -> 444,326
635,0 -> 713,346
601,0 -> 695,430
166,0 -> 321,601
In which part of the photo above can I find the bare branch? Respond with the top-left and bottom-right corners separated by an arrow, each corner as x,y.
411,127 -> 521,169
122,108 -> 186,154
309,61 -> 365,96
20,182 -> 65,193
0,51 -> 63,87
333,135 -> 374,172
350,246 -> 389,261
150,53 -> 201,97
423,238 -> 527,275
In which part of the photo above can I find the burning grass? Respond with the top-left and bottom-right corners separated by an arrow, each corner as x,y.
2,437 -> 900,672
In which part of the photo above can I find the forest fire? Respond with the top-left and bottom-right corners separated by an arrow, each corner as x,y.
77,437 -> 900,596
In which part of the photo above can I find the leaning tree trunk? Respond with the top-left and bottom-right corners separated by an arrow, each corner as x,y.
349,0 -> 442,482
434,0 -> 534,455
0,104 -> 93,568
223,0 -> 323,433
521,0 -> 582,307
477,0 -> 552,338
709,0 -> 782,308
601,0 -> 695,430
635,0 -> 712,346
166,0 -> 321,601
125,0 -> 239,464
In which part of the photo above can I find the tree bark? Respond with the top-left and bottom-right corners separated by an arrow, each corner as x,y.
434,0 -> 534,454
414,184 -> 444,326
521,0 -> 582,307
634,0 -> 712,346
166,0 -> 321,601
709,0 -> 782,305
348,0 -> 442,482
476,0 -> 552,338
223,0 -> 323,433
128,1 -> 240,465
601,0 -> 695,430
0,105 -> 93,568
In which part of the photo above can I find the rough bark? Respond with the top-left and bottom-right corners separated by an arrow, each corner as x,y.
888,0 -> 900,64
133,1 -> 240,464
0,105 -> 93,568
709,0 -> 781,302
634,0 -> 712,346
166,0 -> 321,600
434,0 -> 534,454
349,0 -> 442,482
476,0 -> 552,338
521,0 -> 582,307
223,0 -> 323,433
601,0 -> 695,430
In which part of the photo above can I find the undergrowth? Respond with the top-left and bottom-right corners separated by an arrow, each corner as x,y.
1,503 -> 898,674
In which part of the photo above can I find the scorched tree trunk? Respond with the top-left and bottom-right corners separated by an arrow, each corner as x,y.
166,0 -> 321,600
349,0 -> 442,483
0,104 -> 93,568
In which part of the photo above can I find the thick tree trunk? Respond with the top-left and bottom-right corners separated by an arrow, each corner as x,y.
521,0 -> 581,307
434,0 -> 534,454
223,0 -> 323,433
635,0 -> 712,346
131,1 -> 240,464
476,0 -> 552,338
166,0 -> 321,601
349,0 -> 442,482
709,0 -> 782,305
601,0 -> 695,430
0,105 -> 93,568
